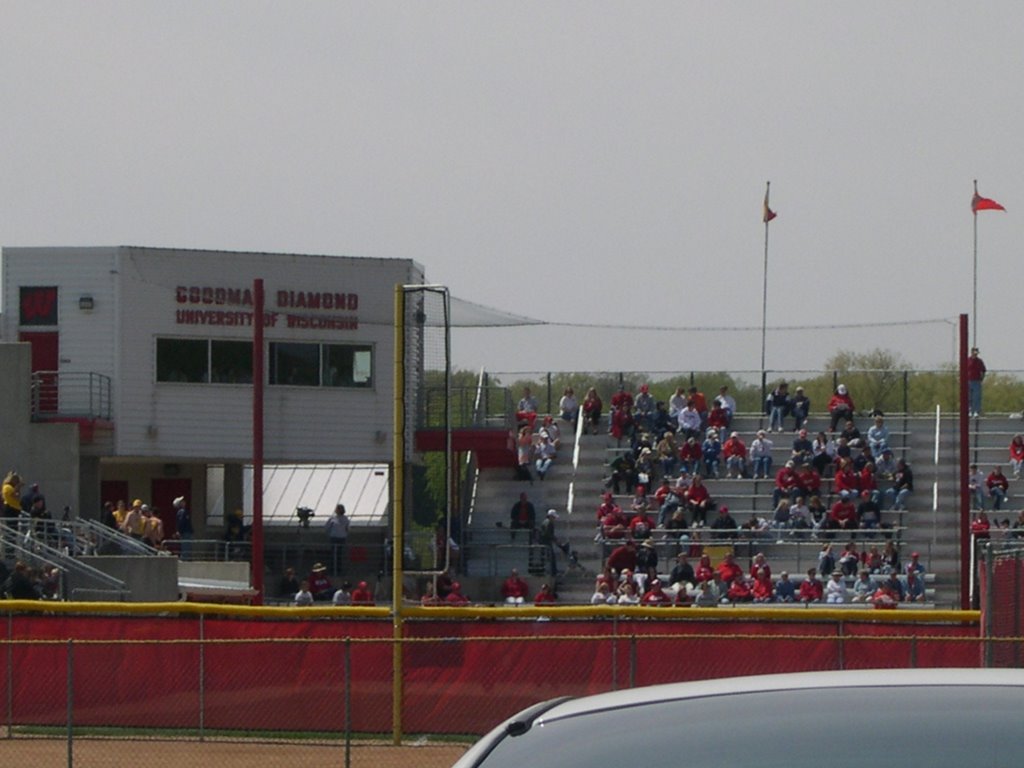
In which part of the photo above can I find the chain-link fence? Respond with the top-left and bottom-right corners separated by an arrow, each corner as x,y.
0,605 -> 995,767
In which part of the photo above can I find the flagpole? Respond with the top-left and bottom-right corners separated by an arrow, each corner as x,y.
760,181 -> 770,405
972,179 -> 979,347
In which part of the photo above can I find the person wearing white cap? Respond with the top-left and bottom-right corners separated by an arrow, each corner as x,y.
537,509 -> 560,577
827,384 -> 856,433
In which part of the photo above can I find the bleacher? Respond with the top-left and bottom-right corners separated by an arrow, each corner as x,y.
461,399 -> 999,607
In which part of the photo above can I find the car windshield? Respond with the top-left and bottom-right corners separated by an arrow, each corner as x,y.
471,686 -> 1020,768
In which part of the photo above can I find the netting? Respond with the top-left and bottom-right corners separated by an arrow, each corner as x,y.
401,287 -> 454,572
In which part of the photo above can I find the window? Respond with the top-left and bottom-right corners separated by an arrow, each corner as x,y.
211,341 -> 252,384
323,344 -> 373,388
270,342 -> 374,388
269,342 -> 320,386
156,339 -> 208,383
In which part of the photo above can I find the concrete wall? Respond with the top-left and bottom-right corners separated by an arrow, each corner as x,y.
0,343 -> 80,513
77,556 -> 179,602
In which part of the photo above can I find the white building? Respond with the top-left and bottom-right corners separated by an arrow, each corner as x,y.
1,246 -> 423,540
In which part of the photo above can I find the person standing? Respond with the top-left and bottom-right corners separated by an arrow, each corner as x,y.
967,347 -> 987,417
325,503 -> 350,575
174,496 -> 193,560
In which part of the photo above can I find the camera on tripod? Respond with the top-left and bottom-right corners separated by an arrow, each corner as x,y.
295,506 -> 315,528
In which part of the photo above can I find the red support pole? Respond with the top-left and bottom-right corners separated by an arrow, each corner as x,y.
252,279 -> 265,604
959,313 -> 970,610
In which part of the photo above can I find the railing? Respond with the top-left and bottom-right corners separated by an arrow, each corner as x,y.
0,521 -> 129,600
480,368 -> 1024,417
420,384 -> 514,430
30,370 -> 112,420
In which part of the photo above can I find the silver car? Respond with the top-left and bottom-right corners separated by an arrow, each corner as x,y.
452,668 -> 1024,767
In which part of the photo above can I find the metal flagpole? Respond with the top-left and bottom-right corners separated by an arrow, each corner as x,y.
760,181 -> 772,404
972,180 -> 978,348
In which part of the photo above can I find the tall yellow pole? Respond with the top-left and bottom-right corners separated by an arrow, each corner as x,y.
391,284 -> 405,744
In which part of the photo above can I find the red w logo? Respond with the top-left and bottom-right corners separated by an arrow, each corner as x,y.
20,287 -> 58,325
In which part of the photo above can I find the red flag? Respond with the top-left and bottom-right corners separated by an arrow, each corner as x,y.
762,185 -> 777,223
972,182 -> 1005,213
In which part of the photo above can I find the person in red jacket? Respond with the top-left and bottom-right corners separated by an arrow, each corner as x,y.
501,568 -> 530,605
606,540 -> 638,577
723,432 -> 748,479
1010,434 -> 1024,479
827,491 -> 859,533
694,553 -> 714,583
752,568 -> 774,602
641,579 -> 672,605
967,347 -> 986,417
798,567 -> 823,602
534,583 -> 556,604
726,576 -> 753,603
445,581 -> 470,605
772,461 -> 801,508
716,551 -> 743,585
833,458 -> 861,496
307,562 -> 333,602
986,466 -> 1010,510
827,384 -> 856,432
351,580 -> 375,605
684,474 -> 713,525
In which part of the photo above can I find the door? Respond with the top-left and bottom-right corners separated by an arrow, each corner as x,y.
151,478 -> 193,540
20,331 -> 59,413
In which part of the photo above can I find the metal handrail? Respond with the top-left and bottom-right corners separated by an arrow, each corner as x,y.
0,525 -> 128,600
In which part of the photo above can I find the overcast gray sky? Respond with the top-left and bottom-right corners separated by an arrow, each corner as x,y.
2,2 -> 1021,377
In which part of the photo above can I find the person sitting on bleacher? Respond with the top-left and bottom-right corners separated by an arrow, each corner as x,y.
857,492 -> 882,530
606,452 -> 637,495
871,580 -> 899,609
617,580 -> 640,605
516,387 -> 539,430
906,551 -> 925,577
749,552 -> 772,580
591,580 -> 616,605
811,431 -> 837,476
710,505 -> 739,540
838,541 -> 862,577
875,448 -> 897,482
641,578 -> 672,606
669,553 -> 696,591
986,465 -> 1010,511
582,388 -> 603,435
684,475 -> 713,526
880,540 -> 901,573
652,401 -> 674,436
851,569 -> 874,602
707,400 -> 730,437
559,387 -> 578,423
790,387 -> 811,431
839,419 -> 862,445
540,415 -> 561,449
702,430 -> 723,478
774,571 -> 796,602
904,570 -> 925,602
798,567 -> 824,602
834,458 -> 860,498
694,554 -> 714,583
726,575 -> 753,603
772,461 -> 801,508
867,416 -> 890,457
723,432 -> 748,479
634,447 -> 655,488
634,384 -> 656,432
677,400 -> 702,441
852,442 -> 875,473
827,491 -> 859,535
596,491 -> 619,521
501,568 -> 530,605
825,570 -> 848,603
882,572 -> 905,602
789,496 -> 811,531
740,513 -> 770,539
771,500 -> 792,536
752,568 -> 774,602
656,432 -> 678,478
827,384 -> 856,433
629,508 -> 654,541
884,459 -> 914,511
792,428 -> 813,465
716,551 -> 744,584
808,495 -> 828,533
750,430 -> 775,479
859,462 -> 880,504
610,400 -> 635,441
1010,434 -> 1024,479
678,436 -> 703,476
610,385 -> 634,435
600,506 -> 628,540
1012,511 -> 1024,539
